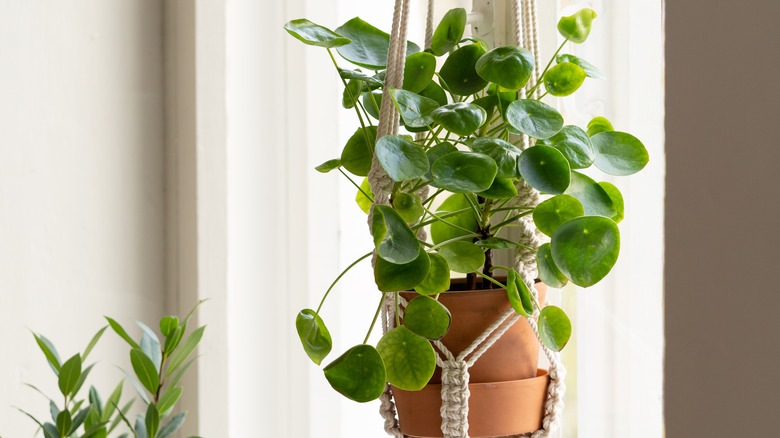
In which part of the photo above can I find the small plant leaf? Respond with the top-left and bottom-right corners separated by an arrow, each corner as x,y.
505,99 -> 564,139
431,102 -> 486,136
478,177 -> 518,199
476,46 -> 535,90
537,243 -> 568,289
140,333 -> 162,373
130,348 -> 160,394
157,387 -> 182,416
101,380 -> 124,423
564,171 -> 616,217
587,116 -> 614,136
105,317 -> 141,350
371,205 -> 421,264
403,296 -> 452,340
558,8 -> 597,43
393,192 -> 424,224
56,410 -> 72,437
425,141 -> 458,182
439,44 -> 489,96
551,216 -> 620,287
533,194 -> 585,236
335,17 -> 419,69
557,54 -> 604,79
429,193 -> 479,245
388,88 -> 439,128
355,178 -> 373,214
431,8 -> 467,56
340,126 -> 377,177
506,270 -> 534,317
146,403 -> 160,438
83,326 -> 107,362
544,62 -> 587,97
33,333 -> 62,374
374,247 -> 430,292
70,407 -> 90,434
58,354 -> 82,397
377,326 -> 436,391
403,52 -> 437,93
295,309 -> 333,365
414,253 -> 451,296
598,182 -> 624,223
157,412 -> 186,438
590,131 -> 649,175
470,137 -> 522,178
518,146 -> 571,194
71,362 -> 95,398
539,306 -> 572,351
437,242 -> 485,274
165,326 -> 205,378
283,19 -> 351,48
315,159 -> 341,173
432,151 -> 497,193
324,344 -> 386,402
375,135 -> 429,182
339,68 -> 384,87
536,125 -> 594,169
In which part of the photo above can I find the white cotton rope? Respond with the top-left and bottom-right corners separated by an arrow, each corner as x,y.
373,1 -> 564,437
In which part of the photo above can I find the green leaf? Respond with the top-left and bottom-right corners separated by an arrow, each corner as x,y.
101,381 -> 124,423
134,320 -> 161,346
418,80 -> 448,106
362,90 -> 383,119
536,243 -> 568,288
140,333 -> 162,373
478,177 -> 518,199
431,102 -> 486,136
56,410 -> 72,437
283,19 -> 351,48
105,317 -> 141,350
544,62 -> 586,97
356,178 -> 373,214
157,413 -> 186,438
564,171 -> 616,217
70,407 -> 90,435
324,344 -> 386,402
388,88 -> 439,128
403,296 -> 452,340
474,236 -> 520,249
506,269 -> 534,317
340,126 -> 377,177
377,326 -> 436,390
49,400 -> 60,424
470,137 -> 522,178
342,78 -> 363,109
165,326 -> 205,378
403,52 -> 437,93
159,317 -> 179,338
558,8 -> 597,43
587,116 -> 614,136
371,204 -> 421,264
58,354 -> 82,397
557,54 -> 604,79
426,142 -> 458,183
374,247 -> 430,292
167,357 -> 197,390
533,194 -> 585,236
339,68 -> 384,87
89,386 -> 102,417
42,423 -> 59,438
431,8 -> 467,56
439,44 -> 489,96
551,216 -> 620,287
375,135 -> 429,182
71,362 -> 95,398
135,415 -> 148,438
164,326 -> 184,355
393,192 -> 424,224
590,131 -> 649,175
414,253 -> 451,296
130,348 -> 159,395
82,326 -> 107,362
430,193 -> 479,245
295,309 -> 333,365
146,403 -> 159,438
335,17 -> 420,69
157,387 -> 182,416
518,146 -> 571,194
432,151 -> 497,193
437,242 -> 485,273
33,333 -> 62,374
505,99 -> 564,139
476,46 -> 535,90
598,182 -> 624,223
109,399 -> 135,435
536,125 -> 594,169
539,306 -> 572,351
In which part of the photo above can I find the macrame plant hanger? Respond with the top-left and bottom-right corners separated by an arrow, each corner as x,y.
368,1 -> 566,437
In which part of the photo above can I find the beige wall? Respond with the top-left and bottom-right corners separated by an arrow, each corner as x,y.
0,1 -> 167,434
665,1 -> 780,436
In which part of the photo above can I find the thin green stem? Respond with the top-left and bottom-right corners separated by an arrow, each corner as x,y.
339,168 -> 373,202
536,90 -> 550,101
364,292 -> 387,344
429,233 -> 481,251
463,194 -> 486,228
414,206 -> 473,229
490,265 -> 513,273
316,251 -> 373,314
394,292 -> 401,327
491,211 -> 534,233
422,188 -> 444,206
327,48 -> 373,152
486,123 -> 507,137
474,271 -> 507,289
419,204 -> 474,234
526,39 -> 568,97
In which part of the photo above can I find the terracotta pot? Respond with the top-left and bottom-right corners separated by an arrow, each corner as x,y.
392,369 -> 550,438
394,279 -> 549,438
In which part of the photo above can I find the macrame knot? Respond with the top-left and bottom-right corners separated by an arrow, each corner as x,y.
440,360 -> 471,438
379,384 -> 404,437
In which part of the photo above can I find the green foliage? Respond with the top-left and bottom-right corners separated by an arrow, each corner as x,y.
285,5 -> 649,402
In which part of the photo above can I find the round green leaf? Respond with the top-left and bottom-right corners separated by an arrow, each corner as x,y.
470,137 -> 522,178
430,194 -> 479,245
518,146 -> 571,194
377,326 -> 436,391
431,8 -> 467,56
388,88 -> 439,128
362,90 -> 383,119
536,243 -> 568,288
557,54 -> 604,79
341,126 -> 377,176
431,102 -> 486,137
551,216 -> 620,287
339,68 -> 384,87
356,178 -> 373,214
544,62 -> 587,97
375,247 -> 431,292
335,18 -> 420,69
539,306 -> 572,351
425,141 -> 458,182
296,309 -> 332,365
564,171 -> 616,217
403,296 -> 452,340
599,182 -> 624,223
587,116 -> 614,136
375,135 -> 429,182
432,151 -> 497,193
284,19 -> 351,48
403,52 -> 437,93
505,99 -> 564,139
418,80 -> 448,106
590,131 -> 649,176
439,44 -> 489,96
478,177 -> 518,199
537,125 -> 594,169
476,46 -> 535,90
324,344 -> 386,402
557,8 -> 597,44
393,192 -> 424,224
437,242 -> 485,274
533,194 -> 585,236
414,253 -> 451,296
371,205 -> 421,264
315,159 -> 341,173
342,78 -> 363,108
506,269 -> 534,317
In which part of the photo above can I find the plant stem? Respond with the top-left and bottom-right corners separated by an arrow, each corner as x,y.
420,204 -> 475,234
339,168 -> 373,202
526,39 -> 568,97
491,211 -> 534,233
316,251 -> 373,314
428,233 -> 481,251
536,90 -> 549,101
327,48 -> 373,152
364,292 -> 387,344
394,292 -> 401,327
474,270 -> 507,289
463,194 -> 485,228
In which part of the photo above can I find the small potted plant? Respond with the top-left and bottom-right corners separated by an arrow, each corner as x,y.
285,6 -> 647,437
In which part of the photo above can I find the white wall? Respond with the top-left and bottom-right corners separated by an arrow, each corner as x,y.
0,1 -> 167,434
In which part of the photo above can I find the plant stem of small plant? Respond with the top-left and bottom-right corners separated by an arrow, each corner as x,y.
364,292 -> 387,344
420,204 -> 475,234
338,168 -> 373,202
327,48 -> 373,151
394,292 -> 401,327
463,194 -> 486,228
474,271 -> 507,289
491,211 -> 534,233
428,233 -> 481,251
536,90 -> 549,100
316,251 -> 373,314
155,353 -> 168,402
527,38 -> 568,97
